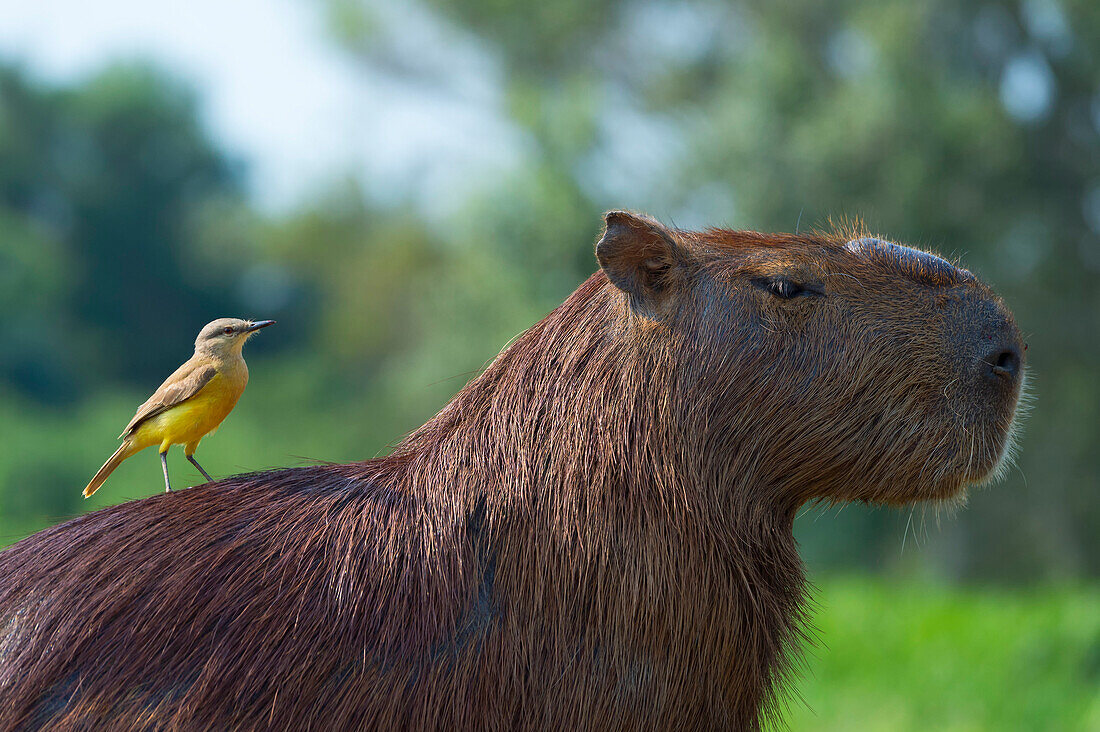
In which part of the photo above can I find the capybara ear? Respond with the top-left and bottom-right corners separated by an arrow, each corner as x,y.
596,211 -> 689,311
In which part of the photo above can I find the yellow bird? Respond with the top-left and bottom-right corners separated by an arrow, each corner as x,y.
83,318 -> 275,498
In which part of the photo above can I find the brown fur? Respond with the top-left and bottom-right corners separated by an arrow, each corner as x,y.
0,212 -> 1024,730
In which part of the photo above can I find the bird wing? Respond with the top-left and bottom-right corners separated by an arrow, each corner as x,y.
120,359 -> 218,438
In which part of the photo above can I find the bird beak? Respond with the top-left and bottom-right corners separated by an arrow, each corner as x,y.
246,320 -> 276,333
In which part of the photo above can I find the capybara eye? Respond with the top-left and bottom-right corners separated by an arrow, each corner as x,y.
771,279 -> 800,298
753,277 -> 822,300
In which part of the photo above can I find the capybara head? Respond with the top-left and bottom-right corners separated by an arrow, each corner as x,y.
596,211 -> 1025,510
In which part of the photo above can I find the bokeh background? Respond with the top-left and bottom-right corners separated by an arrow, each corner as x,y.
1,0 -> 1097,728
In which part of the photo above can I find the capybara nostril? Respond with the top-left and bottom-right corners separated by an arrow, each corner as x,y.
988,345 -> 1021,380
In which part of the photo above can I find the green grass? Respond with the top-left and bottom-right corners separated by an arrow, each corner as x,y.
778,578 -> 1100,731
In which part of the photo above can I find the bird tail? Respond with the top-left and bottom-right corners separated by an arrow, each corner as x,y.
83,440 -> 138,498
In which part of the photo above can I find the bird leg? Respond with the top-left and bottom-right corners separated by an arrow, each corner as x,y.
160,451 -> 172,493
187,454 -> 214,483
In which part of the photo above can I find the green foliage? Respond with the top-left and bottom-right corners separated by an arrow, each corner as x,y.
0,63 -> 246,394
777,578 -> 1100,731
321,0 -> 1100,579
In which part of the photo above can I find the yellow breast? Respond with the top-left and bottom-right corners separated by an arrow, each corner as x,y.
131,370 -> 247,450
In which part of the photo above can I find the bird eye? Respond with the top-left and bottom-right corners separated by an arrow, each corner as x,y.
752,276 -> 823,300
223,327 -> 234,335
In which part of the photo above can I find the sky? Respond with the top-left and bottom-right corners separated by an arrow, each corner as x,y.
0,0 -> 523,213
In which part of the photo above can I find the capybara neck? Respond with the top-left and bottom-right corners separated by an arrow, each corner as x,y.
383,272 -> 807,726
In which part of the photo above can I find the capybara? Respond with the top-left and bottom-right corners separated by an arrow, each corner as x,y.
0,212 -> 1025,730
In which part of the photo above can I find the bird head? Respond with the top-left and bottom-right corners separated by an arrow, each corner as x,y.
195,318 -> 275,357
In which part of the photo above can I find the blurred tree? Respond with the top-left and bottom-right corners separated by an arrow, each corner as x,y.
0,0 -> 1096,581
323,0 -> 1100,579
0,63 -> 246,398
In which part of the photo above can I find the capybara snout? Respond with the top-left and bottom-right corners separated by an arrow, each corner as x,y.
948,289 -> 1023,389
935,280 -> 1025,489
848,234 -> 1025,407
